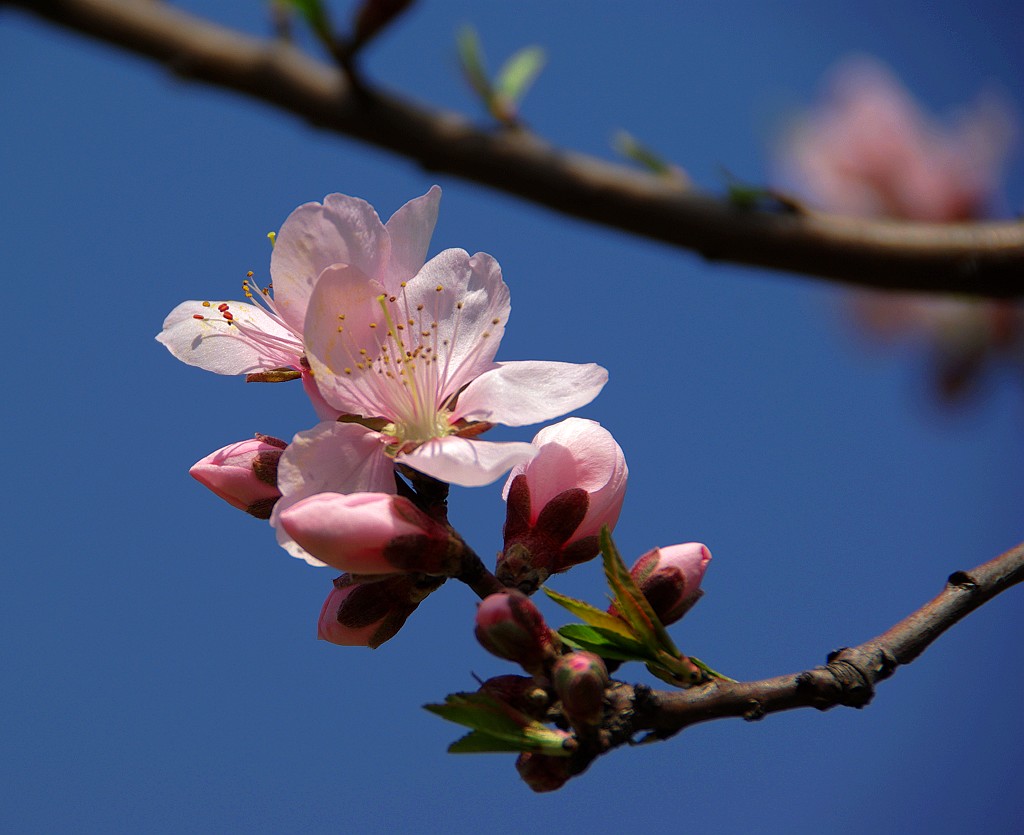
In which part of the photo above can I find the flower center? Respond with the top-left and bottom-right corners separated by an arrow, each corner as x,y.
327,277 -> 501,447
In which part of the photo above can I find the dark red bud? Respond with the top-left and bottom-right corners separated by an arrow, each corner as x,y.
552,652 -> 608,729
516,751 -> 573,793
474,591 -> 556,674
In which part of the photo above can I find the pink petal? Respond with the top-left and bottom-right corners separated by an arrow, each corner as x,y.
271,421 -> 395,565
382,186 -> 441,290
400,436 -> 536,487
452,361 -> 608,427
157,300 -> 301,374
270,194 -> 390,332
280,492 -> 421,574
503,418 -> 627,540
302,265 -> 391,418
405,249 -> 510,398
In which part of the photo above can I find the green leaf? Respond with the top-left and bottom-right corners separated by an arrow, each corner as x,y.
542,587 -> 635,639
494,46 -> 545,105
277,0 -> 332,39
448,731 -> 539,755
424,693 -> 526,738
427,694 -> 572,756
557,623 -> 656,663
600,528 -> 679,656
456,25 -> 492,99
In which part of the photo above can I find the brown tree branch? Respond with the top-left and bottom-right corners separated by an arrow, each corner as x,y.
561,540 -> 1024,778
6,0 -> 1024,297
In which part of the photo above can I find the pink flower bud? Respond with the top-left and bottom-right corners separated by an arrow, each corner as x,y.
280,492 -> 455,575
189,435 -> 286,518
622,543 -> 711,626
318,573 -> 441,648
552,651 -> 608,728
498,419 -> 627,592
474,591 -> 557,675
516,750 -> 573,793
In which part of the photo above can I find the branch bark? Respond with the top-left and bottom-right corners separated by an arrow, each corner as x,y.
6,0 -> 1024,296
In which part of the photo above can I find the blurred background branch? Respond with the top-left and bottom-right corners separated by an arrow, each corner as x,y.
6,0 -> 1024,297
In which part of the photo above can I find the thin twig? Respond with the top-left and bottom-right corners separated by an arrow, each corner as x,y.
6,0 -> 1024,296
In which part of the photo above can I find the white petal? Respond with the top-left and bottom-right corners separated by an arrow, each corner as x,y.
400,436 -> 537,487
156,300 -> 301,374
383,186 -> 441,290
270,194 -> 390,332
272,421 -> 396,565
452,361 -> 608,426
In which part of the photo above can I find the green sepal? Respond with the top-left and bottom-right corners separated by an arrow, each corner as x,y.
543,587 -> 635,639
688,655 -> 735,682
494,46 -> 545,106
646,650 -> 702,688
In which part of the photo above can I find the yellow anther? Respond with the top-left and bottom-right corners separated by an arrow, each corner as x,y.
267,231 -> 277,247
202,301 -> 211,307
435,284 -> 443,292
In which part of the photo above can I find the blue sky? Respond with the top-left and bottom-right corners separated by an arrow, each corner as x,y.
3,2 -> 1023,832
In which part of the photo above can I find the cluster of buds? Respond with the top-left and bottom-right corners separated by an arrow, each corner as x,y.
498,419 -> 627,593
472,540 -> 710,791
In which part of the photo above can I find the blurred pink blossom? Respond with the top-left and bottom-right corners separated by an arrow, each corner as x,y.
780,57 -> 1014,221
778,58 -> 1023,398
